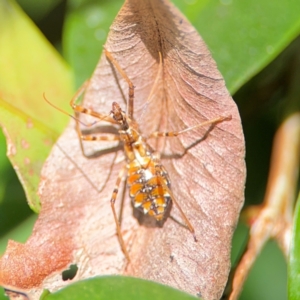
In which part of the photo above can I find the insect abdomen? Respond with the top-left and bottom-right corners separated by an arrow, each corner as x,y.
127,159 -> 171,220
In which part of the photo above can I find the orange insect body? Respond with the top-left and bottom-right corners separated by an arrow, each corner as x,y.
111,102 -> 170,220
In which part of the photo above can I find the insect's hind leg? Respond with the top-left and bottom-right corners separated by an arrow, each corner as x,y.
166,186 -> 197,242
153,160 -> 197,242
104,49 -> 135,119
110,164 -> 131,262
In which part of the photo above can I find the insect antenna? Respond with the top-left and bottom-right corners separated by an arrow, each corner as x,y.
43,93 -> 98,128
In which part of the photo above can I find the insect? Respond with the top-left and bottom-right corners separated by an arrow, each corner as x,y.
46,49 -> 231,262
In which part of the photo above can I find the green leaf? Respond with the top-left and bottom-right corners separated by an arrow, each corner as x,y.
64,0 -> 124,87
172,0 -> 300,93
0,132 -> 12,205
16,0 -> 62,21
45,276 -> 200,300
241,240 -> 287,300
0,287 -> 7,300
288,192 -> 300,300
0,131 -> 33,236
0,214 -> 37,255
0,0 -> 74,212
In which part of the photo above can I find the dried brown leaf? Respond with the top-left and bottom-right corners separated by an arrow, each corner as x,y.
0,1 -> 245,299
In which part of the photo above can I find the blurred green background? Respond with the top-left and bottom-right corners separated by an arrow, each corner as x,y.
1,0 -> 300,299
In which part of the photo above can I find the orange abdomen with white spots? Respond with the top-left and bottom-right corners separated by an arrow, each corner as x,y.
127,159 -> 171,220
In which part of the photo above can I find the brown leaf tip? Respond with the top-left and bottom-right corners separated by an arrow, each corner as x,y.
0,235 -> 73,290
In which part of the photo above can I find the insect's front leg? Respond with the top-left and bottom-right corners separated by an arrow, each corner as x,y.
104,49 -> 135,119
68,80 -> 119,157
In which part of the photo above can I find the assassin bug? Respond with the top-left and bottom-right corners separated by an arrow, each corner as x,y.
45,49 -> 231,262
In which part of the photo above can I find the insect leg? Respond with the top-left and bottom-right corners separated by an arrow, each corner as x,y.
166,186 -> 197,242
110,165 -> 131,262
69,80 -> 116,123
104,49 -> 135,119
68,81 -> 119,156
80,134 -> 120,142
149,115 -> 232,138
